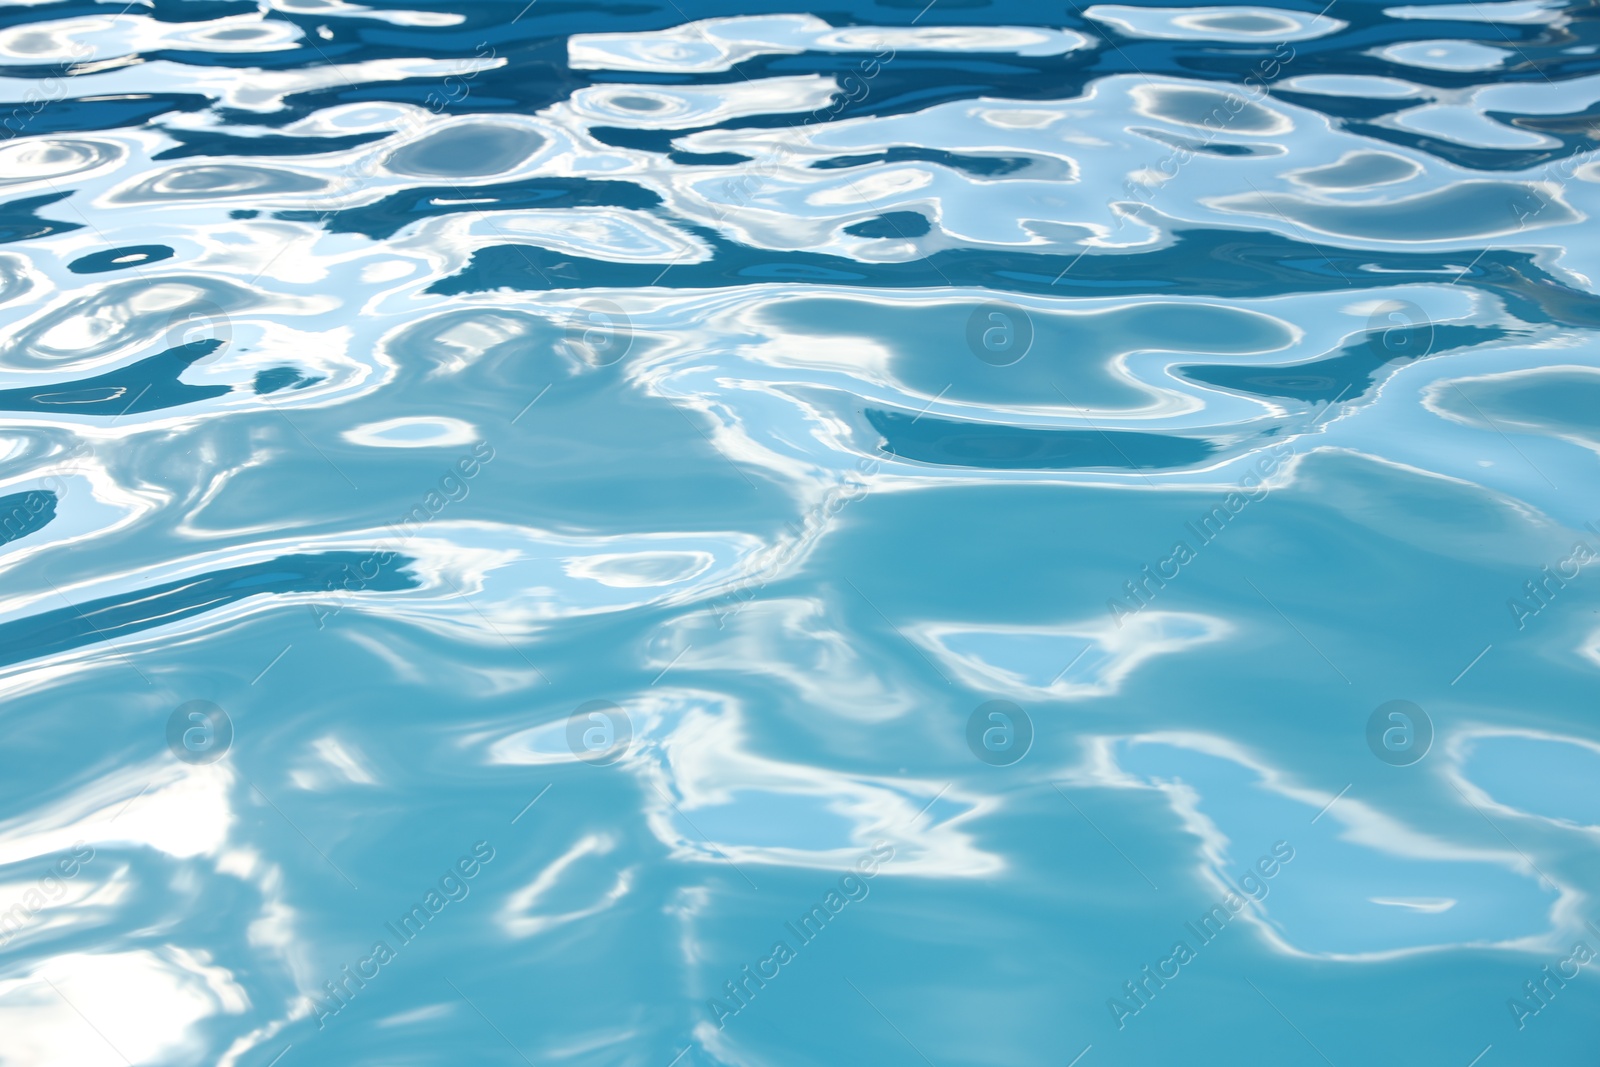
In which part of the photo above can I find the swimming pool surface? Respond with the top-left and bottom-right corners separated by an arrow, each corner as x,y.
0,0 -> 1597,1064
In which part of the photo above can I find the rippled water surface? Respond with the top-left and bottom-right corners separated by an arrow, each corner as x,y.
2,0 -> 1599,1063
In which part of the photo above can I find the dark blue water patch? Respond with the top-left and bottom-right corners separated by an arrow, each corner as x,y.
68,245 -> 175,275
739,262 -> 869,281
0,191 -> 82,244
865,409 -> 1216,471
589,126 -> 683,153
0,94 -> 210,141
332,87 -> 527,117
845,212 -> 931,239
1180,324 -> 1507,404
0,340 -> 229,416
152,130 -> 392,161
764,52 -> 1066,98
276,176 -> 661,240
254,367 -> 324,394
668,150 -> 755,165
230,209 -> 258,219
0,490 -> 55,547
146,0 -> 259,22
813,147 -> 1035,177
873,0 -> 990,11
432,224 -> 1600,324
3,551 -> 417,671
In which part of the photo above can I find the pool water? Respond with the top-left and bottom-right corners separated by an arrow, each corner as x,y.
0,1 -> 1597,1065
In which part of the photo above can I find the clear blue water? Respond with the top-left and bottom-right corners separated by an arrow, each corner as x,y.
1,0 -> 1598,1064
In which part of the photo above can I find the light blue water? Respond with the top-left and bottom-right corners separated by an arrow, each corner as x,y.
0,1 -> 1597,1065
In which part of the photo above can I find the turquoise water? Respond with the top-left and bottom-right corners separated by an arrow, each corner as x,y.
0,0 -> 1598,1064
